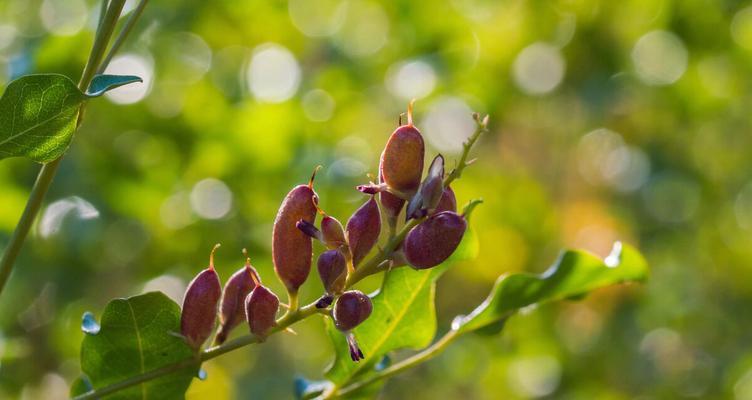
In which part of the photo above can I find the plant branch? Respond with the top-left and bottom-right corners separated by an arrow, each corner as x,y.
0,0 -> 136,298
97,0 -> 150,75
332,329 -> 461,398
69,112 -> 488,399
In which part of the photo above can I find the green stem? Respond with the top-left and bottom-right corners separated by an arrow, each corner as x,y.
0,0 -> 131,298
331,329 -> 461,398
97,0 -> 150,75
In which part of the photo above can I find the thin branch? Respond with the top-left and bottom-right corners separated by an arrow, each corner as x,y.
0,0 -> 128,297
97,0 -> 150,75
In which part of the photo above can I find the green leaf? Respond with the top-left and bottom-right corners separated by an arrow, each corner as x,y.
0,73 -> 141,163
80,292 -> 198,400
87,74 -> 143,97
324,228 -> 478,391
453,242 -> 648,334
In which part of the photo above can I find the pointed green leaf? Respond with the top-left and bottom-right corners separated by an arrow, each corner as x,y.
0,73 -> 142,163
0,74 -> 85,162
86,74 -> 143,97
453,242 -> 648,334
80,292 -> 198,400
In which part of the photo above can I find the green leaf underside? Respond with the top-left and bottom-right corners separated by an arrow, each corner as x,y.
80,292 -> 197,400
454,242 -> 648,334
0,73 -> 142,163
87,75 -> 142,97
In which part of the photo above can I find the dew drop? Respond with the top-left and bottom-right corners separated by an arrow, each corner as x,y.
604,241 -> 623,268
81,312 -> 101,335
197,368 -> 208,380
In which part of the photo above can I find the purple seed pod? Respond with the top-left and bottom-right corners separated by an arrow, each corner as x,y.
181,244 -> 223,350
333,290 -> 373,331
379,103 -> 425,196
435,186 -> 457,214
214,251 -> 260,345
378,172 -> 405,228
403,211 -> 467,269
321,215 -> 347,250
272,169 -> 319,293
245,284 -> 280,337
318,249 -> 347,295
406,155 -> 445,220
346,196 -> 381,266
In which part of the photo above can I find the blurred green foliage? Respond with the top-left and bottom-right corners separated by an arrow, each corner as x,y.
1,0 -> 751,398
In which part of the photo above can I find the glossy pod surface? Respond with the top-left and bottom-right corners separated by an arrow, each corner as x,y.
245,285 -> 280,336
379,125 -> 425,195
404,211 -> 467,269
180,268 -> 222,349
346,197 -> 381,266
215,265 -> 257,344
272,184 -> 318,292
333,290 -> 373,331
317,249 -> 347,295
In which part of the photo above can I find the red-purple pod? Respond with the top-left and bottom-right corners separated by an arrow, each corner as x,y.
318,249 -> 347,295
346,196 -> 381,266
403,211 -> 467,269
245,284 -> 280,337
214,251 -> 260,345
273,169 -> 319,293
181,244 -> 223,350
379,102 -> 425,197
378,172 -> 405,227
435,186 -> 457,214
321,214 -> 347,250
334,290 -> 373,362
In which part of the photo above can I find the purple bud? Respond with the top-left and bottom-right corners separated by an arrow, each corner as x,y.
245,284 -> 280,337
435,186 -> 457,214
317,249 -> 347,295
379,120 -> 425,196
315,294 -> 334,309
346,197 -> 381,266
181,244 -> 223,350
321,215 -> 347,250
406,155 -> 445,220
296,219 -> 323,241
379,173 -> 404,227
333,290 -> 373,332
214,255 -> 259,345
403,211 -> 467,269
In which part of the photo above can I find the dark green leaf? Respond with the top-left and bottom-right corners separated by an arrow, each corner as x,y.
453,242 -> 648,334
80,292 -> 198,399
0,73 -> 142,163
87,74 -> 143,97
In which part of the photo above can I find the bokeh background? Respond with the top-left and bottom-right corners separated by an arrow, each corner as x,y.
1,0 -> 752,398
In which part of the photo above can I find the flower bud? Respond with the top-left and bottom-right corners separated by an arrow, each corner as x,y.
318,249 -> 347,295
378,173 -> 404,227
273,170 -> 319,293
321,215 -> 347,250
214,252 -> 260,345
333,290 -> 373,332
435,186 -> 457,214
346,196 -> 381,266
406,155 -> 445,220
245,284 -> 279,337
403,211 -> 467,269
379,103 -> 425,196
334,290 -> 373,362
181,244 -> 223,350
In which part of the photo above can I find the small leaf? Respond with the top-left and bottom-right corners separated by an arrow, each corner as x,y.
70,375 -> 93,397
453,242 -> 648,334
86,74 -> 142,97
80,291 -> 198,400
0,73 -> 142,163
0,74 -> 85,162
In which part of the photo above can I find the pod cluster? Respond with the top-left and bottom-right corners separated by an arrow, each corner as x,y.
179,103 -> 477,363
180,246 -> 281,350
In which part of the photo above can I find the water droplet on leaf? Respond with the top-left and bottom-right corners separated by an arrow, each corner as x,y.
81,312 -> 100,335
197,368 -> 208,380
